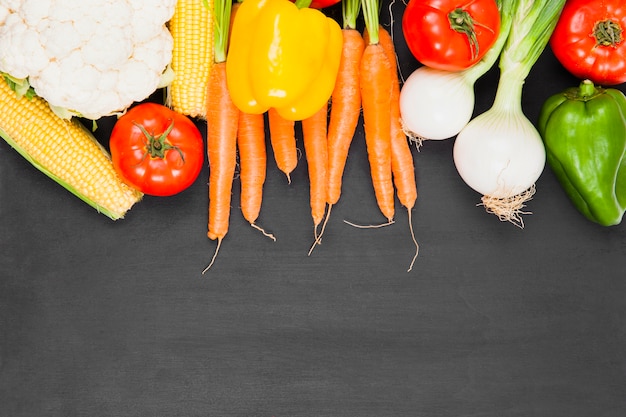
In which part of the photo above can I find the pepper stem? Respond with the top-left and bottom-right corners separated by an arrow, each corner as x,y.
578,79 -> 598,98
593,19 -> 623,47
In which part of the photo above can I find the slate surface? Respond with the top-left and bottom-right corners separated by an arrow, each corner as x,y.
1,2 -> 625,416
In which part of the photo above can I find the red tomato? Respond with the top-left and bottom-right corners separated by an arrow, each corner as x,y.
402,0 -> 501,71
110,103 -> 204,197
550,0 -> 626,85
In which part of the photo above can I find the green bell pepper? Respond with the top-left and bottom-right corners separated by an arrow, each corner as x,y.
538,79 -> 626,226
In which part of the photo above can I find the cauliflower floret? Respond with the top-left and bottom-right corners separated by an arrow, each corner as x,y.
0,0 -> 21,25
0,0 -> 176,119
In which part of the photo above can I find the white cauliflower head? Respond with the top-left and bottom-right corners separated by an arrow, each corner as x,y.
0,0 -> 176,119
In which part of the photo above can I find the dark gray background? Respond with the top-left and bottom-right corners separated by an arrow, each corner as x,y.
2,2 -> 625,416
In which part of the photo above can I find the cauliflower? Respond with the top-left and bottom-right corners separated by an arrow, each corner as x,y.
0,0 -> 176,119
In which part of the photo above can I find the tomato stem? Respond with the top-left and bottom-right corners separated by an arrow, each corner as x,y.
593,19 -> 623,47
448,8 -> 480,60
134,120 -> 185,162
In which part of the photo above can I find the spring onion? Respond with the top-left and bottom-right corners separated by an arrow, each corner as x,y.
399,0 -> 513,141
452,0 -> 566,227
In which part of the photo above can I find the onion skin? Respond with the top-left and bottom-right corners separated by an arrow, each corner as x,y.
453,108 -> 546,199
399,66 -> 475,141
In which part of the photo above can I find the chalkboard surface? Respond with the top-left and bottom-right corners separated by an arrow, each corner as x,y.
2,2 -> 625,416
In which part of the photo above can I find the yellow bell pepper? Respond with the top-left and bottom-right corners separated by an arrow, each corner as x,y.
226,0 -> 343,121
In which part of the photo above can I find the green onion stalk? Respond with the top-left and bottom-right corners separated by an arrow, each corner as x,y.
452,0 -> 566,227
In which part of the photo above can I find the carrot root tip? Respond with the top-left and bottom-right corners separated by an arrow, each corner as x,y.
343,219 -> 395,229
406,208 -> 419,273
307,204 -> 332,257
202,238 -> 223,274
250,222 -> 276,241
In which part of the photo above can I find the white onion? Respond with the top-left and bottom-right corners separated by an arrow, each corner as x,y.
451,0 -> 567,226
453,107 -> 546,198
399,66 -> 476,141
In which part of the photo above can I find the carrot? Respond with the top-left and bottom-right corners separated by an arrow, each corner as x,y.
237,110 -> 275,240
237,111 -> 266,224
373,26 -> 417,208
359,35 -> 395,222
305,0 -> 364,254
203,61 -> 239,272
268,107 -> 298,183
375,25 -> 419,271
302,101 -> 329,243
326,28 -> 365,206
203,0 -> 238,273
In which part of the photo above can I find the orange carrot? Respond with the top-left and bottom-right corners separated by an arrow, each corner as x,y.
302,101 -> 329,231
376,25 -> 419,271
359,40 -> 395,222
327,28 -> 366,206
237,110 -> 275,240
375,26 -> 417,211
204,61 -> 239,272
268,107 -> 298,183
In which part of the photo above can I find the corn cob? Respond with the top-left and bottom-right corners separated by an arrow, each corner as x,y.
0,78 -> 142,220
167,0 -> 214,119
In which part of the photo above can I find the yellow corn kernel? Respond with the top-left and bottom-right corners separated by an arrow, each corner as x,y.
167,0 -> 214,119
0,79 -> 142,220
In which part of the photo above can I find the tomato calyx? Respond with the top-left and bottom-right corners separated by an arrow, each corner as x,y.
134,120 -> 185,162
593,19 -> 623,47
448,8 -> 481,60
